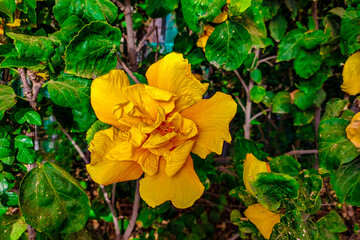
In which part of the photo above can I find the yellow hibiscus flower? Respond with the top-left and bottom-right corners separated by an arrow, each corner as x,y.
87,53 -> 237,209
346,112 -> 360,148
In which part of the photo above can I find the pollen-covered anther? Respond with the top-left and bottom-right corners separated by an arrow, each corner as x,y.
157,121 -> 174,136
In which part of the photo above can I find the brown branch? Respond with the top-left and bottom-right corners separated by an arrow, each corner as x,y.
155,24 -> 159,62
234,96 -> 246,113
124,0 -> 138,72
136,27 -> 156,52
250,108 -> 271,122
101,185 -> 121,240
285,149 -> 318,156
234,70 -> 248,94
311,0 -> 319,30
256,55 -> 277,68
27,225 -> 36,240
112,183 -> 117,206
116,55 -> 140,84
227,233 -> 239,240
111,0 -> 125,11
123,179 -> 140,240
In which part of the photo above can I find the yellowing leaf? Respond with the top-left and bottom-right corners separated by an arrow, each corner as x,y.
244,203 -> 281,239
37,72 -> 49,80
196,25 -> 214,51
346,112 -> 360,148
213,12 -> 228,24
341,52 -> 360,95
7,19 -> 21,27
243,153 -> 270,195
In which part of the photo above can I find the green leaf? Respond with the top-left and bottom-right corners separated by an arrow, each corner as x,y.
250,85 -> 266,103
331,159 -> 360,206
238,6 -> 267,49
234,137 -> 268,162
71,108 -> 97,132
173,33 -> 194,55
181,0 -> 226,33
2,191 -> 18,207
50,15 -> 85,45
0,0 -> 16,22
250,69 -> 262,83
53,0 -> 118,25
19,162 -> 90,233
14,108 -> 42,126
293,110 -> 314,126
322,99 -> 349,120
205,21 -> 251,70
0,85 -> 16,118
229,186 -> 257,207
340,7 -> 360,55
14,135 -> 33,149
0,215 -> 27,240
294,49 -> 322,79
46,74 -> 91,111
272,91 -> 291,114
65,21 -> 121,79
228,0 -> 251,16
269,155 -> 301,177
296,169 -> 323,210
269,14 -> 287,42
19,0 -> 37,23
0,147 -> 9,158
277,29 -> 305,62
316,211 -> 347,239
16,148 -> 36,164
300,30 -> 330,50
313,88 -> 326,108
145,0 -> 178,18
260,0 -> 280,21
6,33 -> 55,62
64,228 -> 103,240
293,90 -> 315,110
318,118 -> 360,172
251,172 -> 299,211
86,121 -> 111,143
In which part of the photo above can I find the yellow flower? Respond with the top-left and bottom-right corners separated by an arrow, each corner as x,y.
244,203 -> 281,239
7,19 -> 21,27
341,51 -> 360,95
87,53 -> 237,208
196,25 -> 215,51
346,112 -> 360,148
243,153 -> 270,195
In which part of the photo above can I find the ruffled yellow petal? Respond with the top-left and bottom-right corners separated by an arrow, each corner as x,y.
346,112 -> 360,148
244,204 -> 281,239
181,92 -> 237,158
91,70 -> 130,130
134,149 -> 160,176
341,52 -> 360,95
87,160 -> 143,185
164,140 -> 195,177
146,53 -> 208,112
139,156 -> 204,209
243,153 -> 270,195
196,25 -> 215,51
213,12 -> 228,24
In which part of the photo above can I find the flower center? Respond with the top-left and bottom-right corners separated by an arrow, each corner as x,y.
157,121 -> 174,136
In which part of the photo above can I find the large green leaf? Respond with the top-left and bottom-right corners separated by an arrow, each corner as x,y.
46,74 -> 91,111
318,118 -> 360,172
86,120 -> 110,143
0,0 -> 16,22
228,0 -> 251,16
321,99 -> 349,120
292,110 -> 314,126
145,0 -> 179,18
0,85 -> 16,119
316,211 -> 347,239
50,16 -> 85,45
269,155 -> 300,177
300,30 -> 329,50
19,162 -> 90,233
205,20 -> 251,70
53,0 -> 118,25
271,91 -> 292,114
293,90 -> 316,110
14,108 -> 42,126
340,7 -> 360,55
277,29 -> 305,62
234,137 -> 268,162
17,0 -> 37,23
294,49 -> 322,79
65,21 -> 121,79
181,0 -> 226,33
14,135 -> 33,149
16,148 -> 36,164
71,108 -> 97,132
331,159 -> 360,206
269,14 -> 287,42
251,172 -> 299,211
229,186 -> 257,207
296,169 -> 323,210
0,215 -> 27,240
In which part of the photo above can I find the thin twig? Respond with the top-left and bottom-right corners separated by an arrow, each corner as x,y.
234,96 -> 246,113
244,79 -> 254,139
227,233 -> 239,240
112,183 -> 117,206
123,179 -> 140,240
311,0 -> 319,30
154,22 -> 159,62
101,185 -> 121,240
27,225 -> 36,240
136,27 -> 156,52
124,0 -> 138,72
285,149 -> 318,156
250,108 -> 271,122
256,55 -> 277,67
234,70 -> 248,94
116,55 -> 140,84
18,68 -> 36,109
111,0 -> 125,10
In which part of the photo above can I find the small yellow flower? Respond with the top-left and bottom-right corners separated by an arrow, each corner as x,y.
196,25 -> 215,51
7,19 -> 21,27
244,203 -> 281,239
243,153 -> 270,195
346,112 -> 360,148
87,53 -> 237,208
341,51 -> 360,95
